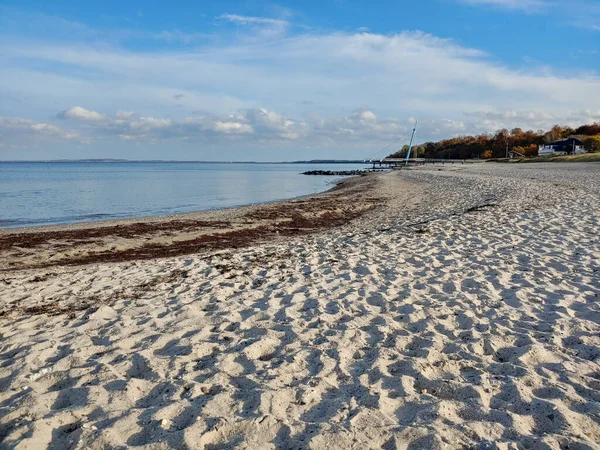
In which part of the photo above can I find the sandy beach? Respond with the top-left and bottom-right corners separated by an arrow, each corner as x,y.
1,162 -> 599,449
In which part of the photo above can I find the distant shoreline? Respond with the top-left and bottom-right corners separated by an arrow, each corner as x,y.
0,159 -> 368,164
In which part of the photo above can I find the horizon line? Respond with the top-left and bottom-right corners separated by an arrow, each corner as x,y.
0,159 -> 369,164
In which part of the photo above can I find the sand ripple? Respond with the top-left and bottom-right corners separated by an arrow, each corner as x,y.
1,163 -> 599,449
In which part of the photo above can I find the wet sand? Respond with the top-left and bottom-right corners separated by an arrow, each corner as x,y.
0,174 -> 384,272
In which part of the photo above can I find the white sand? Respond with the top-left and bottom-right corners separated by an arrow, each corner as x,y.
1,163 -> 599,449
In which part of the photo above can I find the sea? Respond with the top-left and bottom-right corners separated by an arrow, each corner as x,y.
0,162 -> 369,228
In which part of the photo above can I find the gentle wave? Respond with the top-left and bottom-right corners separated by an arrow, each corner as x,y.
0,162 -> 367,228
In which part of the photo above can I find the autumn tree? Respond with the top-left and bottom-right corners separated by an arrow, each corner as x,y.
384,122 -> 598,160
583,136 -> 600,153
492,129 -> 510,158
517,144 -> 539,157
511,128 -> 523,139
562,127 -> 575,138
575,123 -> 600,136
544,125 -> 564,143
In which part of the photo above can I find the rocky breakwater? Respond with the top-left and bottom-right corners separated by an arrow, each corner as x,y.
302,169 -> 368,176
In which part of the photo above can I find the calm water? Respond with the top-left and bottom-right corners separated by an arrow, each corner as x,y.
0,162 -> 368,228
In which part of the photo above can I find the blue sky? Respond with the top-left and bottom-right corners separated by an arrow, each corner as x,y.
0,0 -> 599,160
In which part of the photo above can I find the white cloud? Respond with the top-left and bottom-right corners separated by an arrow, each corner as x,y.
466,109 -> 600,132
9,106 -> 403,146
129,117 -> 171,131
456,0 -> 548,11
1,10 -> 599,157
115,110 -> 135,120
2,104 -> 598,157
5,29 -> 598,124
57,106 -> 107,122
218,14 -> 289,27
568,0 -> 600,31
354,109 -> 377,122
218,13 -> 289,39
210,121 -> 253,134
0,116 -> 80,145
455,0 -> 600,29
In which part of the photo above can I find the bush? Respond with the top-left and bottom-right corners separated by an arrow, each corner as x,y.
583,136 -> 600,153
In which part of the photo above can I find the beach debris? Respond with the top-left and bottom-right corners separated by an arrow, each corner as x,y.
302,170 -> 367,176
201,385 -> 221,396
30,367 -> 52,381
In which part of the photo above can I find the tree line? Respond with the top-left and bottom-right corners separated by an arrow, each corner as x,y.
388,122 -> 600,160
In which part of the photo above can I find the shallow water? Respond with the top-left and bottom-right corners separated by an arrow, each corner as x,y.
0,162 -> 368,228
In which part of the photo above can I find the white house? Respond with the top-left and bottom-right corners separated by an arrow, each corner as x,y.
539,138 -> 585,156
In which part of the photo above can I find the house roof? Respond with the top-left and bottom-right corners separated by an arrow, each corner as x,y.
548,137 -> 583,146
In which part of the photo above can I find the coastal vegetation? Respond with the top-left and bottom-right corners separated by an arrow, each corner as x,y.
389,122 -> 600,160
514,152 -> 600,163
